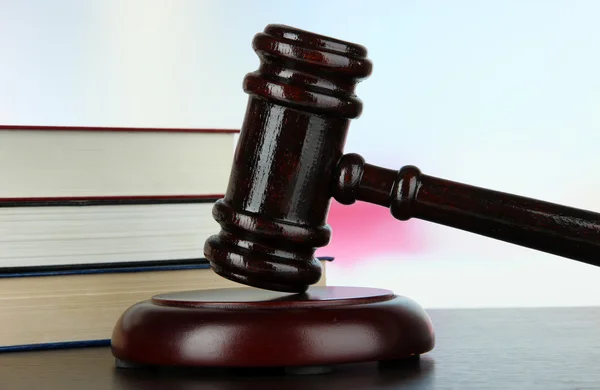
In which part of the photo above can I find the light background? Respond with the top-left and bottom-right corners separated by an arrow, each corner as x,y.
1,0 -> 599,308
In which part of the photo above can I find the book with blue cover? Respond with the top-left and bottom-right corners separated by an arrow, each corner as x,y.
0,257 -> 334,352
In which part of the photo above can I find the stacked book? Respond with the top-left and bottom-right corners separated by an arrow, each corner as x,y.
0,125 -> 332,351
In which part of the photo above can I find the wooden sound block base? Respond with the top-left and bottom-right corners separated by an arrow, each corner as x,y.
111,286 -> 434,371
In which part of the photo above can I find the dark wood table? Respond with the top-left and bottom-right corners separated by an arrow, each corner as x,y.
2,307 -> 599,389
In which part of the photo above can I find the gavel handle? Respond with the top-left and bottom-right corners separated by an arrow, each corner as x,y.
334,153 -> 600,266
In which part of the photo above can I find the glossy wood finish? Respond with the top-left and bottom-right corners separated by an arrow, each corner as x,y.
7,307 -> 600,389
111,286 -> 434,367
334,153 -> 600,267
204,24 -> 372,293
205,24 -> 600,293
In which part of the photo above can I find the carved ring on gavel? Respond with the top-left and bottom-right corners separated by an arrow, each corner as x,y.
204,24 -> 600,294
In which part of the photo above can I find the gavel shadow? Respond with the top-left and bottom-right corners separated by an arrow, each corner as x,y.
113,357 -> 435,389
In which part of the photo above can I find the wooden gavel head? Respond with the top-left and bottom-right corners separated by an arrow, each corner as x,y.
204,24 -> 372,293
205,24 -> 600,293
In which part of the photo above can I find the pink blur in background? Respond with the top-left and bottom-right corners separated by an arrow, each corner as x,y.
316,201 -> 430,266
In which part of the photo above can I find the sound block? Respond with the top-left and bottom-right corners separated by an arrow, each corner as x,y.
111,286 -> 434,369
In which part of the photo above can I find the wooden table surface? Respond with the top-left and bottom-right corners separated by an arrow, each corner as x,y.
2,307 -> 600,390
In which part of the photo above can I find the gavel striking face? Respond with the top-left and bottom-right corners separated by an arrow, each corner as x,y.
204,24 -> 600,293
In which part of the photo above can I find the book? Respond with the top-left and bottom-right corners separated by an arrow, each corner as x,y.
0,200 -> 222,269
0,258 -> 333,351
0,125 -> 237,200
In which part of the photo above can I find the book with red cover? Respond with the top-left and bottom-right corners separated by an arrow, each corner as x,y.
0,125 -> 239,203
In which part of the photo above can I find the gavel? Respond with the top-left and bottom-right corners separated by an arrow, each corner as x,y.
204,24 -> 600,294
